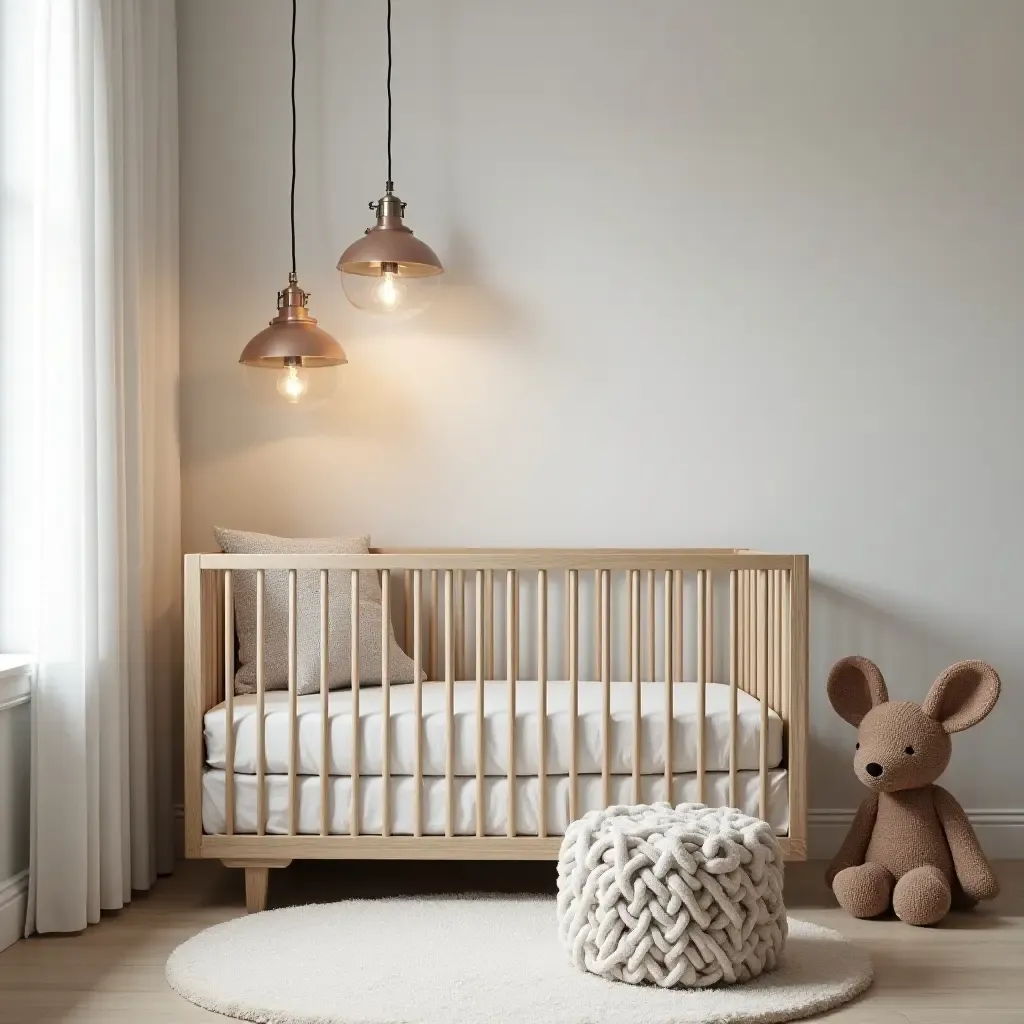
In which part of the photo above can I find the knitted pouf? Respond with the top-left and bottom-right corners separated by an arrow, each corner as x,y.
557,803 -> 787,988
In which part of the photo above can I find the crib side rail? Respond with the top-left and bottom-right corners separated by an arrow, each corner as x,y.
184,549 -> 808,861
184,554 -> 226,858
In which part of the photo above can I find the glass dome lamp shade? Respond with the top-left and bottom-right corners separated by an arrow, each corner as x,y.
338,190 -> 443,315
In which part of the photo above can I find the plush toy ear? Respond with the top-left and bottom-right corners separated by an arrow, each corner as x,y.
922,661 -> 1000,734
827,656 -> 889,727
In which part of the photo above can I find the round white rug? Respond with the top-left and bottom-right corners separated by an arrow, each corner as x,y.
166,896 -> 872,1024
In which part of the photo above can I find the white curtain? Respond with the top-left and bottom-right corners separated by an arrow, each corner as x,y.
0,0 -> 179,933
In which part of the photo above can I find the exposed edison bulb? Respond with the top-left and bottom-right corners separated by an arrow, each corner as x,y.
340,259 -> 439,316
276,362 -> 309,403
371,263 -> 406,312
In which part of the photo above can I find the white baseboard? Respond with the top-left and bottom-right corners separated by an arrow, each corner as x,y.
0,870 -> 28,952
809,808 -> 1024,860
177,802 -> 1024,863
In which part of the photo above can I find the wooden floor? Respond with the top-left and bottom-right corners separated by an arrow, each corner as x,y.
0,859 -> 1020,1023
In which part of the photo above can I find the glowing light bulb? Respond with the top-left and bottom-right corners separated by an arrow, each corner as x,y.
370,263 -> 406,312
276,363 -> 309,403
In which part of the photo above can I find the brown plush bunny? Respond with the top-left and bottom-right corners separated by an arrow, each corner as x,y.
825,657 -> 1000,926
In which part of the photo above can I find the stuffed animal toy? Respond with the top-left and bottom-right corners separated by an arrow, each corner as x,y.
825,656 -> 1000,926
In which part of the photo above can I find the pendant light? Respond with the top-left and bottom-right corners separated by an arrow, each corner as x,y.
239,0 -> 346,402
337,0 -> 443,316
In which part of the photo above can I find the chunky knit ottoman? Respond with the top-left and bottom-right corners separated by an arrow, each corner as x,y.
557,803 -> 787,988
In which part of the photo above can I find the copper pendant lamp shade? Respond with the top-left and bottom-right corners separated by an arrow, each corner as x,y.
240,0 -> 345,401
338,190 -> 443,279
239,273 -> 347,369
338,0 -> 442,315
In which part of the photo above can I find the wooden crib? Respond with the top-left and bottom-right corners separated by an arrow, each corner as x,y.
184,549 -> 808,911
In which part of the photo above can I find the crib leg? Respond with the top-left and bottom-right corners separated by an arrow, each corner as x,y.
223,859 -> 292,913
245,868 -> 269,913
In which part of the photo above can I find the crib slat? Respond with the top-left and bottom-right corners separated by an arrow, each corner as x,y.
288,569 -> 298,836
537,569 -> 548,838
776,570 -> 783,710
770,577 -> 778,712
696,570 -> 706,803
782,570 -> 791,723
740,571 -> 747,694
631,569 -> 642,804
673,569 -> 683,683
413,569 -> 423,837
445,569 -> 455,838
224,571 -> 235,836
758,569 -> 769,821
729,570 -> 738,808
506,570 -> 517,837
745,569 -> 753,696
627,570 -> 634,681
646,570 -> 655,683
601,568 -> 611,806
749,569 -> 757,696
430,569 -> 438,680
320,570 -> 330,836
778,570 -> 784,710
664,570 -> 674,803
743,571 -> 750,693
256,569 -> 266,836
781,569 -> 787,713
456,568 -> 465,681
485,568 -> 494,681
594,569 -> 601,681
774,570 -> 783,713
381,569 -> 392,838
565,571 -> 571,683
706,570 -> 714,686
404,570 -> 412,654
568,569 -> 579,822
476,570 -> 485,838
351,569 -> 360,838
513,570 -> 520,684
767,570 -> 776,712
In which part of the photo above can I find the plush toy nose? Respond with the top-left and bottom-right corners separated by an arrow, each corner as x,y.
865,762 -> 883,778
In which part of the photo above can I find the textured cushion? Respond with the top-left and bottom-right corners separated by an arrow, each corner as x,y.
557,802 -> 786,988
214,528 -> 418,695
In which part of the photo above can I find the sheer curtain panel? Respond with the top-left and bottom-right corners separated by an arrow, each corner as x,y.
0,0 -> 179,933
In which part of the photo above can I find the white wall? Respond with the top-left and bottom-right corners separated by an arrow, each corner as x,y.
178,0 -> 1024,848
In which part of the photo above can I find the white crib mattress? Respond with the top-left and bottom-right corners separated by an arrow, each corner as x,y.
204,680 -> 784,778
201,768 -> 791,837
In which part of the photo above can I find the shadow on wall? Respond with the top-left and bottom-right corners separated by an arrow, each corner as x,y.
808,577 -> 1015,811
411,229 -> 535,346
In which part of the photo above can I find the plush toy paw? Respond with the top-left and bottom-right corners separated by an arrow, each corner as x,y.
833,862 -> 894,918
961,866 -> 1000,904
893,866 -> 951,926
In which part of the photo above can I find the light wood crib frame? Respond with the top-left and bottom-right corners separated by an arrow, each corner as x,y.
184,549 -> 808,911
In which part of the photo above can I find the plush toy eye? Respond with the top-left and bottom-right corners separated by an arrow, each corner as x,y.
905,746 -> 914,755
855,743 -> 860,750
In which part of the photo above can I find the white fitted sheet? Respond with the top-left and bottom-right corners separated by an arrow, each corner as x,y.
204,680 -> 784,778
201,768 -> 790,837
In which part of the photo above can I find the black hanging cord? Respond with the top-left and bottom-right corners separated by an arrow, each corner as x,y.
290,0 -> 298,275
386,0 -> 393,190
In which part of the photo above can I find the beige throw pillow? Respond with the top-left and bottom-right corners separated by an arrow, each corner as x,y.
214,528 -> 418,695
